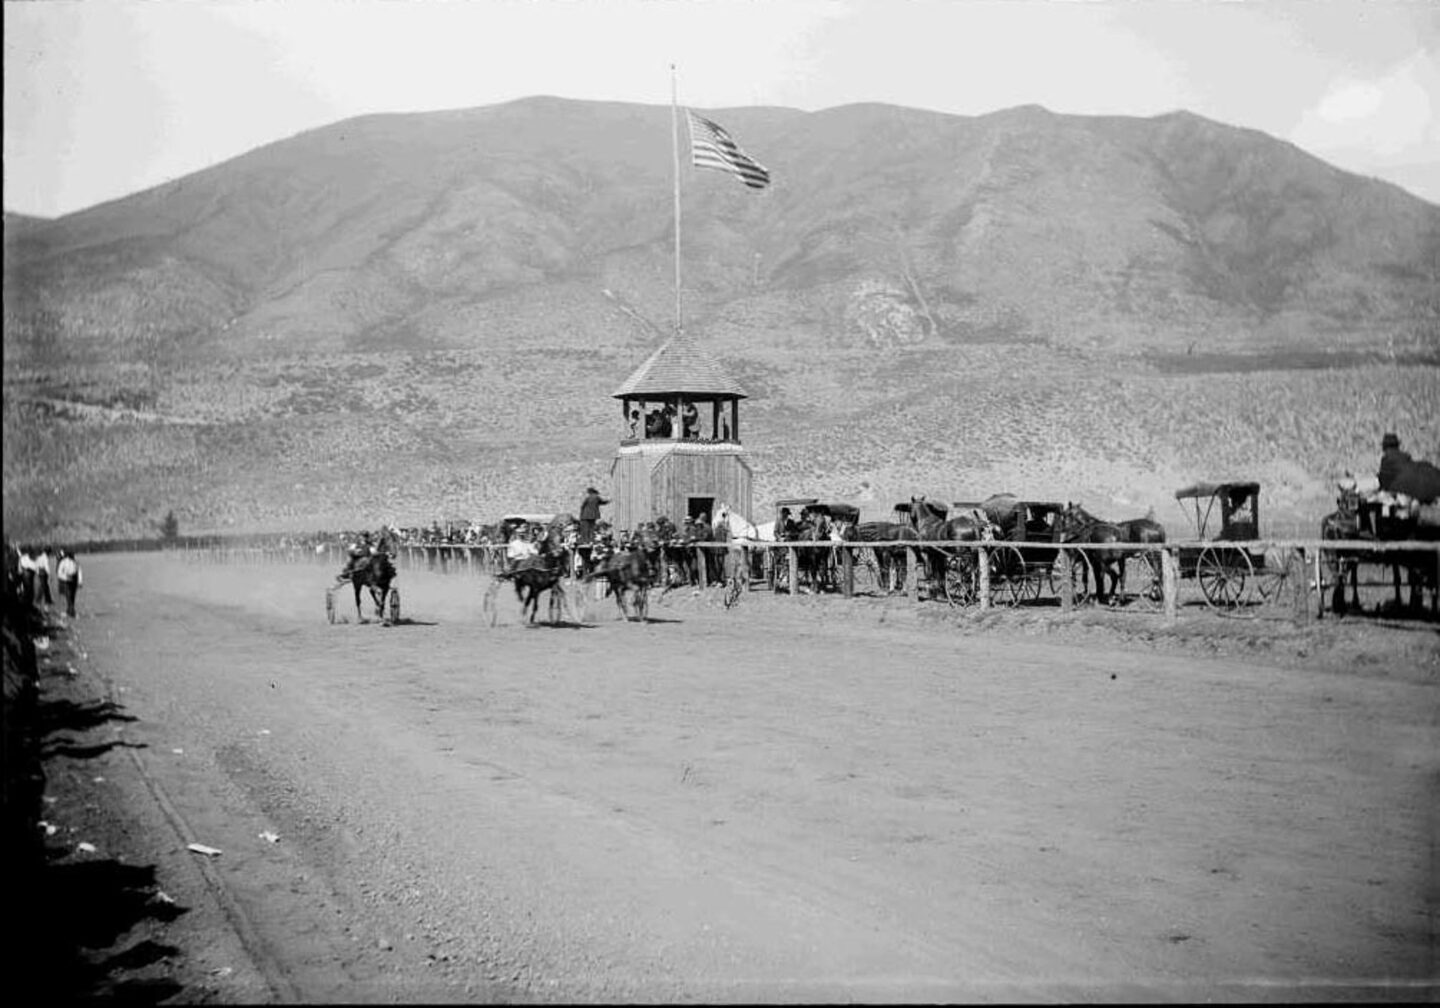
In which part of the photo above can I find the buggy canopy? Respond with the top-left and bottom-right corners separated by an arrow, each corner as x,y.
1174,481 -> 1259,501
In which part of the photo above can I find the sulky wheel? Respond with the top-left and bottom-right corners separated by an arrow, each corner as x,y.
943,553 -> 979,607
633,585 -> 650,622
1197,546 -> 1253,610
723,575 -> 744,609
325,587 -> 337,624
386,587 -> 401,625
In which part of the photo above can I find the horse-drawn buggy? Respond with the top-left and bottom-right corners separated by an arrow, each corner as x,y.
965,497 -> 1085,606
769,499 -> 858,594
1321,480 -> 1439,617
1173,482 -> 1293,611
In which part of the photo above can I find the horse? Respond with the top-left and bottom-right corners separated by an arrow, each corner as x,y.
495,536 -> 573,624
713,504 -> 772,582
1054,503 -> 1125,605
905,496 -> 992,598
339,551 -> 397,623
1323,489 -> 1439,617
584,531 -> 660,620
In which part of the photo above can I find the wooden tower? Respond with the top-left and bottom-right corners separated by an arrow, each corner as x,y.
609,333 -> 752,533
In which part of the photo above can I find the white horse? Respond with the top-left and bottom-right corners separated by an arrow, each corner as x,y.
713,503 -> 774,543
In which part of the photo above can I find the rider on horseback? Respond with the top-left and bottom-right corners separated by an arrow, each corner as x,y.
337,531 -> 375,582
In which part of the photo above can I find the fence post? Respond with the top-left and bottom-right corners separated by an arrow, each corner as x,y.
907,547 -> 920,603
978,546 -> 991,610
1162,547 -> 1178,622
842,546 -> 854,598
1290,547 -> 1312,626
788,545 -> 800,597
695,546 -> 708,589
1060,547 -> 1074,611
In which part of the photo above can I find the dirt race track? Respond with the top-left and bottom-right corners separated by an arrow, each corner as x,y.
26,554 -> 1440,1003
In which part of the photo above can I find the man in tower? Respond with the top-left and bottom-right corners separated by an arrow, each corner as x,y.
579,486 -> 609,545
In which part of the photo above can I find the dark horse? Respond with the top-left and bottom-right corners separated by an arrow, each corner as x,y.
584,532 -> 660,621
906,496 -> 991,600
1054,503 -> 1125,605
339,552 -> 397,623
496,525 -> 573,624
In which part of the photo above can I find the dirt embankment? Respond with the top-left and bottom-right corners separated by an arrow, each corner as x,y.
13,555 -> 1440,1003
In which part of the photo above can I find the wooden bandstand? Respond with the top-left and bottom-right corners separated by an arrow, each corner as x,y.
609,333 -> 753,533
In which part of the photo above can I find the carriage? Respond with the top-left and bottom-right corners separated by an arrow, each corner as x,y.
1173,482 -> 1293,611
962,499 -> 1092,606
770,499 -> 859,593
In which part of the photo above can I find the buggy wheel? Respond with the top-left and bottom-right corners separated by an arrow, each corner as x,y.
1124,553 -> 1163,608
481,578 -> 505,626
849,547 -> 882,596
943,553 -> 978,606
991,546 -> 1028,606
1197,546 -> 1252,609
325,587 -> 337,624
1051,552 -> 1094,604
771,550 -> 792,593
1254,546 -> 1296,608
386,587 -> 401,624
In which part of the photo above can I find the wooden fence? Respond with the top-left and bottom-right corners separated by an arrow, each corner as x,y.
174,536 -> 1439,625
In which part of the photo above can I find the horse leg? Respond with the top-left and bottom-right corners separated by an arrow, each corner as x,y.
353,579 -> 365,622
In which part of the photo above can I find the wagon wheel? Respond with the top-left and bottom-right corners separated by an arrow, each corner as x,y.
481,577 -> 506,626
386,587 -> 401,625
325,587 -> 337,624
1254,546 -> 1297,609
943,553 -> 978,606
990,546 -> 1028,607
1051,551 -> 1094,604
847,547 -> 881,596
1196,546 -> 1253,610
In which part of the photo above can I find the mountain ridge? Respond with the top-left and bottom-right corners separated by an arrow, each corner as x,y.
3,97 -> 1438,540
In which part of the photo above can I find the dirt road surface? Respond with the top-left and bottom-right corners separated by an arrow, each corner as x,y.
28,554 -> 1440,1002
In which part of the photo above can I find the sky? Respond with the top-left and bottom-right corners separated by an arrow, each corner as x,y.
4,0 -> 1438,217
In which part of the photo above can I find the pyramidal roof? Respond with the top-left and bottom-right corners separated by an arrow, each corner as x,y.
611,332 -> 748,399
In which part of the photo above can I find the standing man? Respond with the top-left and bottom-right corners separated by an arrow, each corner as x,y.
578,486 -> 609,546
56,550 -> 82,618
1377,432 -> 1413,493
34,546 -> 54,607
18,546 -> 37,607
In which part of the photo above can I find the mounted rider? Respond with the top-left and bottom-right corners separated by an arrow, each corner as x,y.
338,531 -> 376,582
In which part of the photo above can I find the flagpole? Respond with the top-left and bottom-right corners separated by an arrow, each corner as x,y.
670,64 -> 682,337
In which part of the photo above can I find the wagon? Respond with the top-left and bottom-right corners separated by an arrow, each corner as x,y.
1173,482 -> 1293,611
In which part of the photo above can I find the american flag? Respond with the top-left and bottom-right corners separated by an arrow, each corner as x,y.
687,111 -> 771,190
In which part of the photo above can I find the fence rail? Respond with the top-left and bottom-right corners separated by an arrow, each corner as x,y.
172,536 -> 1438,624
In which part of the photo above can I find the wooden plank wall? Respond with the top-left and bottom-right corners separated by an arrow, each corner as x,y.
611,448 -> 754,532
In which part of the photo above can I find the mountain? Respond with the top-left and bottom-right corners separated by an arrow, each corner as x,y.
4,97 -> 1439,541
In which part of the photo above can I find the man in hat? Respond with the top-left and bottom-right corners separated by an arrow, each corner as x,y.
578,486 -> 608,546
1377,432 -> 1413,493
